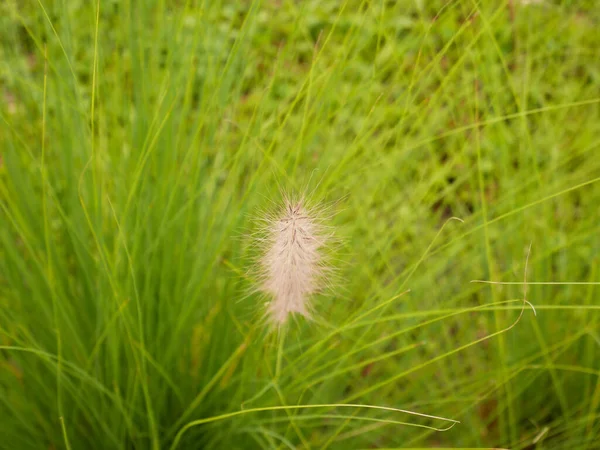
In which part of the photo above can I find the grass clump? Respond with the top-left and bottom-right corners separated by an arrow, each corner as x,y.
1,0 -> 600,449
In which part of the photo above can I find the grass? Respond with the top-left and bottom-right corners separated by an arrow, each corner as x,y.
1,0 -> 600,448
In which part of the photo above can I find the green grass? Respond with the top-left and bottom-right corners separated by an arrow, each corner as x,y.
1,0 -> 600,448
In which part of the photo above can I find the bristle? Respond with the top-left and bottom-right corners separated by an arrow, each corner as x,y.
259,196 -> 325,324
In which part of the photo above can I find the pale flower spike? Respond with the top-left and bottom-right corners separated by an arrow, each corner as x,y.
260,195 -> 326,325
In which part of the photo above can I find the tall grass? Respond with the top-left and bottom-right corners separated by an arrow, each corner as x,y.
1,0 -> 600,448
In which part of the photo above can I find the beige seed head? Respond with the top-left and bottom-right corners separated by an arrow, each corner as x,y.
258,196 -> 327,325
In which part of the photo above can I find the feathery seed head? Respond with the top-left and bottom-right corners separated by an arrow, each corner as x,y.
258,195 -> 327,325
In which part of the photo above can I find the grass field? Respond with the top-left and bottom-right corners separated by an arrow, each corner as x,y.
2,0 -> 600,449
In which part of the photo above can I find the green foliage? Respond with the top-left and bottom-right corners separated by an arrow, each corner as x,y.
1,0 -> 600,448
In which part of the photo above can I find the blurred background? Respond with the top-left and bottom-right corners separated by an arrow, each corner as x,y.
1,1 -> 600,449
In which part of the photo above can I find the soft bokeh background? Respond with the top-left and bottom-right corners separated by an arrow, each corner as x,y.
1,1 -> 600,449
